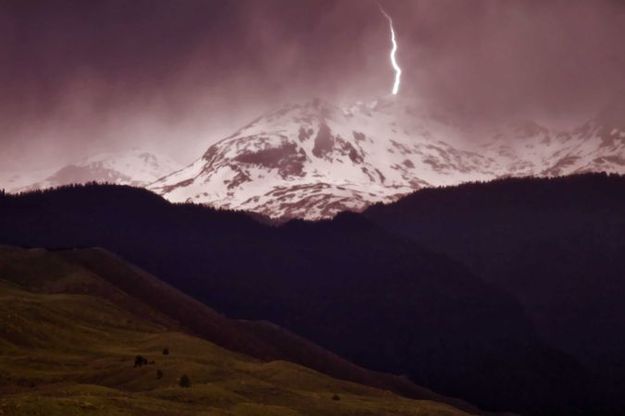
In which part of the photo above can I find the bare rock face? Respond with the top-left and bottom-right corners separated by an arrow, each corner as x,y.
150,97 -> 625,220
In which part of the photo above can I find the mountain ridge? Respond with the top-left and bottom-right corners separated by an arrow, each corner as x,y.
0,181 -> 592,414
4,98 -> 625,220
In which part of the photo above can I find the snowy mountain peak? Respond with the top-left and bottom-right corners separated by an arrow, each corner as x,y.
150,97 -> 496,219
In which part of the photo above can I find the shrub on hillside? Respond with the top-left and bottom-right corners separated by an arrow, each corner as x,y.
134,355 -> 148,368
179,374 -> 191,388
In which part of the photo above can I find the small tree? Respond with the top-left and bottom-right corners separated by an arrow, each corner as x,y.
156,369 -> 163,379
179,374 -> 191,388
332,394 -> 341,401
162,348 -> 169,355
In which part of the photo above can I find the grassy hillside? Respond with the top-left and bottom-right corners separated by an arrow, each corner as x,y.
0,247 -> 472,416
0,246 -> 473,410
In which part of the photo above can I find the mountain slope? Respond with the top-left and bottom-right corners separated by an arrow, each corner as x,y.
58,247 -> 475,410
478,102 -> 625,178
0,246 -> 476,411
14,149 -> 180,192
0,168 -> 56,193
0,184 -> 590,414
151,98 -> 625,220
0,246 -> 472,416
365,173 -> 625,414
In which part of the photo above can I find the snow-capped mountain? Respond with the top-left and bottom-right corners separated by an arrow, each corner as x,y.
151,96 -> 625,220
150,97 -> 487,219
477,104 -> 625,178
6,97 -> 623,220
11,149 -> 181,193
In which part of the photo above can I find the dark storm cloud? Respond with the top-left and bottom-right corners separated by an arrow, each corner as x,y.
0,0 -> 381,121
0,0 -> 387,167
1,0 -> 624,168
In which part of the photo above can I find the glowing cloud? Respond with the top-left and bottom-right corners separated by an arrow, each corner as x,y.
378,4 -> 402,95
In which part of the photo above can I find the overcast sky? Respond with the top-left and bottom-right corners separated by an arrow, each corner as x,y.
1,0 -> 624,170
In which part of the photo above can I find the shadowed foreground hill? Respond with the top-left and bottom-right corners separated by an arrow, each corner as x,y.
0,246 -> 473,416
0,184 -> 588,415
65,246 -> 479,410
366,173 -> 625,415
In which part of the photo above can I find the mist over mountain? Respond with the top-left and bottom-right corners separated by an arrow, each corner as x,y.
4,95 -> 625,220
150,95 -> 625,219
7,149 -> 181,193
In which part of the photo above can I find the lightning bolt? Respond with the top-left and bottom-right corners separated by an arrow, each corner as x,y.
378,4 -> 402,95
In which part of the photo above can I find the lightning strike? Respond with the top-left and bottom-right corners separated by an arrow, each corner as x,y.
378,5 -> 402,95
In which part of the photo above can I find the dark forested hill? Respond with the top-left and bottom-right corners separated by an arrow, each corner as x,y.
0,183 -> 591,415
366,173 -> 625,414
